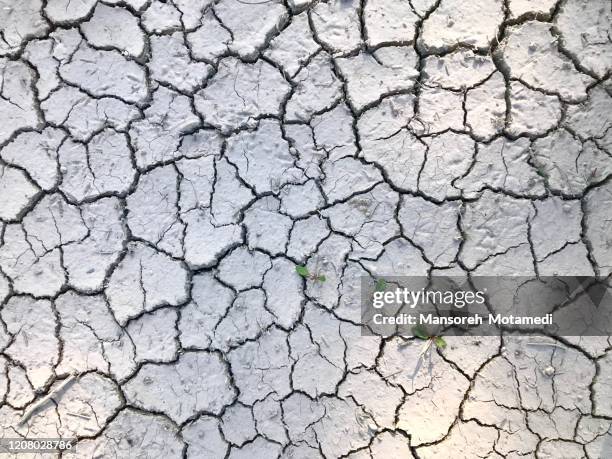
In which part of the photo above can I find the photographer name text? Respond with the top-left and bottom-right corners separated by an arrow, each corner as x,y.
372,313 -> 554,326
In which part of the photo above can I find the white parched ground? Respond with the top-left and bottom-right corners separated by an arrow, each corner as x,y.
0,0 -> 612,457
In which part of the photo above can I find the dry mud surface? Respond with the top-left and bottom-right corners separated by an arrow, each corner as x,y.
1,0 -> 612,457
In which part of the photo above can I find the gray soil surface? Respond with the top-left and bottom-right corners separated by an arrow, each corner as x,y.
1,0 -> 612,457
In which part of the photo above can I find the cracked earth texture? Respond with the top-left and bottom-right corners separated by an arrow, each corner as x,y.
0,0 -> 611,457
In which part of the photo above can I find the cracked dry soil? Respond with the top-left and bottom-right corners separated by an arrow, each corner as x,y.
0,0 -> 612,457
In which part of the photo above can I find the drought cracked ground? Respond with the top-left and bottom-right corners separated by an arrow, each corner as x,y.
0,0 -> 612,457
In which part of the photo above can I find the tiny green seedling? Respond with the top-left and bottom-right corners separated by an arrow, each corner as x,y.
433,336 -> 447,349
375,278 -> 387,292
412,324 -> 429,340
295,265 -> 326,282
408,325 -> 447,389
534,165 -> 549,179
413,325 -> 447,349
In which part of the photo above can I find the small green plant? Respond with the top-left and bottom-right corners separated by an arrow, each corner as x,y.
375,278 -> 387,292
295,265 -> 326,282
413,325 -> 447,349
533,163 -> 549,179
408,325 -> 447,389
